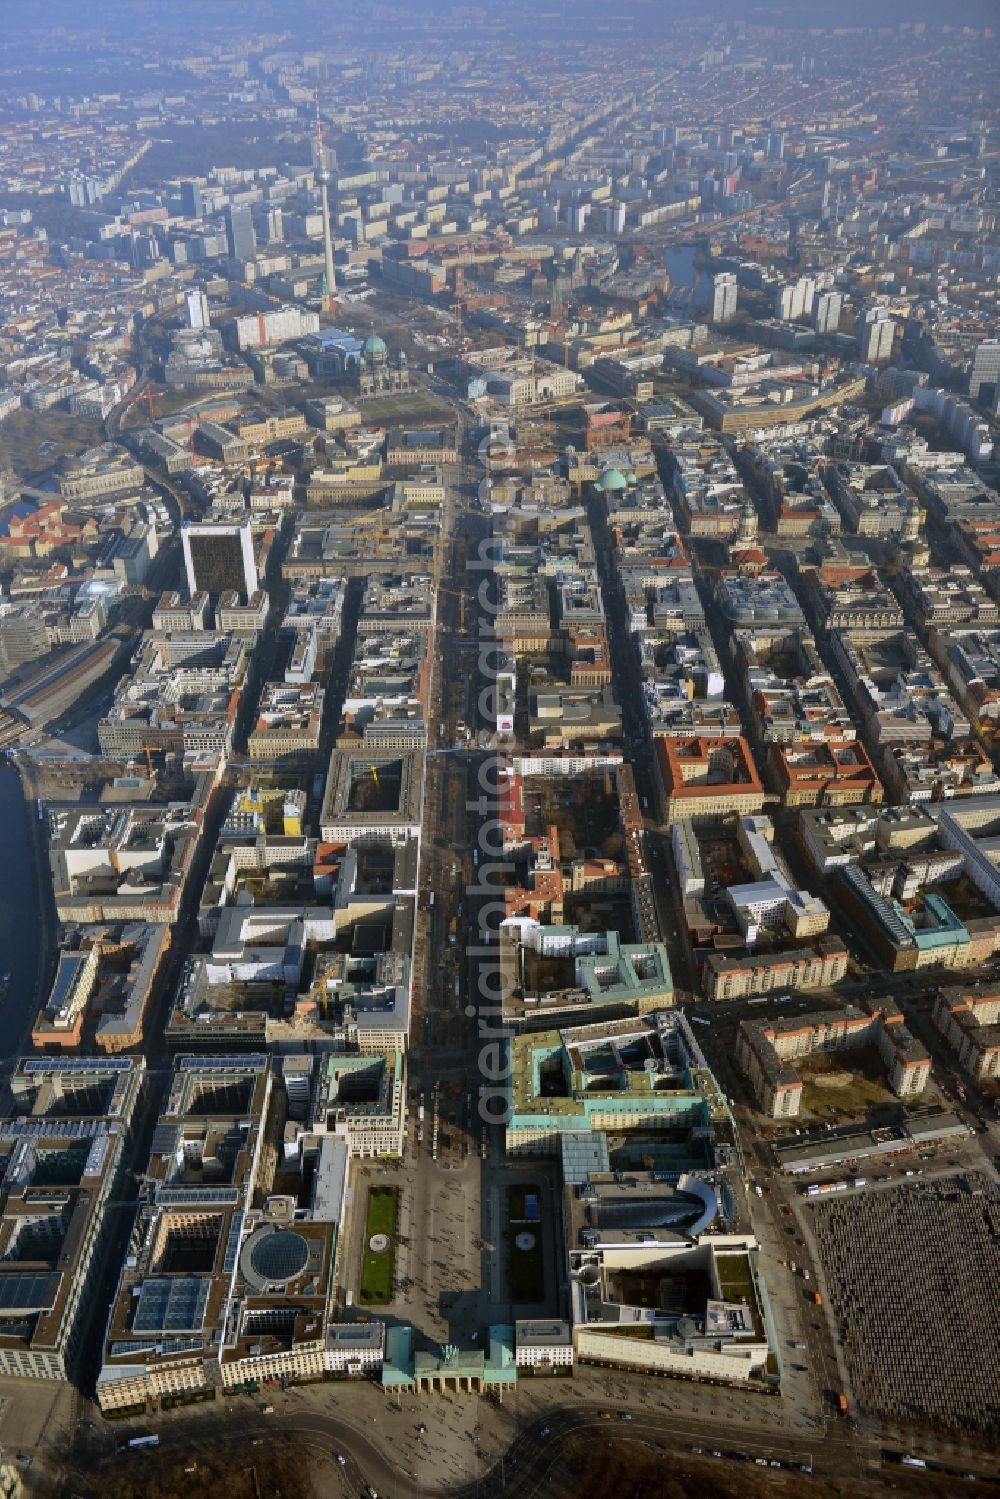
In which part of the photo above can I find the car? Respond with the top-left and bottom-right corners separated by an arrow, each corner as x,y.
618,1413 -> 632,1422
540,1427 -> 550,1437
337,1455 -> 346,1466
711,1450 -> 722,1458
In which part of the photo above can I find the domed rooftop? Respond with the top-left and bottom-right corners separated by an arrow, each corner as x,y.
597,467 -> 627,492
362,331 -> 387,359
250,1229 -> 310,1283
239,1225 -> 315,1292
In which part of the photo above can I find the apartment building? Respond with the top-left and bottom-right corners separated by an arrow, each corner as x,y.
737,1002 -> 930,1118
932,987 -> 1000,1080
702,938 -> 849,1001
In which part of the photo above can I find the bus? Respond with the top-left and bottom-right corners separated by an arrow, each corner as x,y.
127,1435 -> 160,1450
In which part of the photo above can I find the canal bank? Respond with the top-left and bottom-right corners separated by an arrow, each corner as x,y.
664,243 -> 712,312
0,760 -> 56,1059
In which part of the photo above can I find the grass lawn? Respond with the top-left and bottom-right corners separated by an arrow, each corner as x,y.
0,405 -> 103,480
359,390 -> 451,425
507,1184 -> 545,1304
798,1048 -> 893,1119
359,1185 -> 399,1304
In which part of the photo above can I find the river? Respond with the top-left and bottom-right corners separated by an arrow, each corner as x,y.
0,762 -> 45,1059
664,244 -> 711,313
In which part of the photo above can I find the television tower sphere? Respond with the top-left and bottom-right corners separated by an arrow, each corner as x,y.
316,164 -> 331,185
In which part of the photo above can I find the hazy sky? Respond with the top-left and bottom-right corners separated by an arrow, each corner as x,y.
9,0 -> 1000,42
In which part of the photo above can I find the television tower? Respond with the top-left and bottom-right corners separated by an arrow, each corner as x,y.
314,89 -> 336,308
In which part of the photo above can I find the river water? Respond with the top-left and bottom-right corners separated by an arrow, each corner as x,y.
664,244 -> 711,312
0,762 -> 43,1059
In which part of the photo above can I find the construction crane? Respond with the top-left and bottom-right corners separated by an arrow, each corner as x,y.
343,502 -> 395,557
369,764 -> 380,786
117,385 -> 160,428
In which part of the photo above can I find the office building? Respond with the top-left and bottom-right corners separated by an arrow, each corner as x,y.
0,1057 -> 144,1381
185,288 -> 210,330
710,272 -> 738,325
653,734 -> 765,826
96,1055 -> 363,1408
234,305 -> 320,351
506,1010 -> 718,1154
225,203 -> 256,262
0,604 -> 50,671
969,340 -> 1000,406
499,922 -> 673,1028
182,519 -> 258,603
180,180 -> 203,218
48,801 -> 203,924
251,204 -> 284,245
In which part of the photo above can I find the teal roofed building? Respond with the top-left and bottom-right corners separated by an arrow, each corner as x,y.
500,920 -> 673,1027
506,1009 -> 730,1155
895,892 -> 970,954
361,331 -> 388,360
357,328 -> 410,398
382,1324 -> 518,1392
597,467 -> 628,492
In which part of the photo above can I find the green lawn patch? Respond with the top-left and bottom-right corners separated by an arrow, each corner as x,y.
359,1186 -> 399,1304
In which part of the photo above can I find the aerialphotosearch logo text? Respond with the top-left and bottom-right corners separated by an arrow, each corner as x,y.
464,535 -> 515,1127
